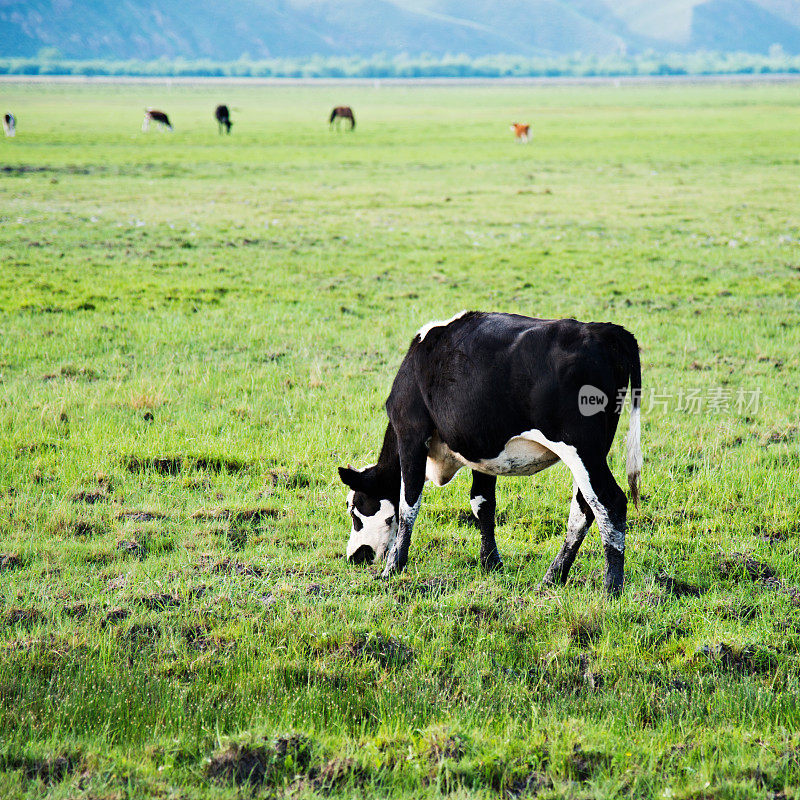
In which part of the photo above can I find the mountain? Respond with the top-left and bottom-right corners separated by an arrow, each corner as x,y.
2,0 -> 800,59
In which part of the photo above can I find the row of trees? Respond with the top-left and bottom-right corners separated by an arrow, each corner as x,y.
2,50 -> 800,78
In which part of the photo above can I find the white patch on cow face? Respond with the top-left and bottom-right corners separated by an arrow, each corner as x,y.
470,495 -> 485,519
346,495 -> 397,562
416,310 -> 468,343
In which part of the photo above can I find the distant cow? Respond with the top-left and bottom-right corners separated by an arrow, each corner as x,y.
329,106 -> 355,130
339,312 -> 642,596
215,104 -> 232,134
511,123 -> 530,142
3,113 -> 15,137
142,109 -> 173,132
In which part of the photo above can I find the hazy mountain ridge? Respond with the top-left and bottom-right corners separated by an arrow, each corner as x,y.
2,0 -> 800,59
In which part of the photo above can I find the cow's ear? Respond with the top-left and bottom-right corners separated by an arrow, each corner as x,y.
338,465 -> 371,492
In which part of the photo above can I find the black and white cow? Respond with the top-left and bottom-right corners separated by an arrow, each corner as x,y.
215,104 -> 232,134
339,311 -> 642,595
3,112 -> 15,137
142,108 -> 173,132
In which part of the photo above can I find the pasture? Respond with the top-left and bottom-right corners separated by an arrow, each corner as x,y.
0,80 -> 799,799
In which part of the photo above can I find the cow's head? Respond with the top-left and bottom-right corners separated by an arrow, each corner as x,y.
338,465 -> 397,564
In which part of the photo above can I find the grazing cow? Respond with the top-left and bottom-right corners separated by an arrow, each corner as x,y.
511,123 -> 530,142
142,109 -> 173,132
329,106 -> 356,130
215,104 -> 232,134
339,312 -> 642,596
3,113 -> 15,137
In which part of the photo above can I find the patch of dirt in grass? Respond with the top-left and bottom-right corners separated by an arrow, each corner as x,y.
505,772 -> 553,798
302,757 -> 370,792
698,643 -> 779,674
71,487 -> 110,504
1,164 -> 91,176
4,608 -> 44,628
117,538 -> 147,558
1,754 -> 77,783
123,623 -> 160,646
717,553 -> 776,583
66,518 -> 107,538
426,733 -> 467,762
655,573 -> 705,598
190,506 -> 281,523
568,744 -> 610,783
16,441 -> 57,454
568,616 -> 603,649
339,633 -> 414,669
115,508 -> 167,522
182,624 -> 231,653
762,426 -> 797,445
740,767 -> 782,793
207,734 -> 312,786
268,468 -> 313,488
101,608 -> 130,627
0,553 -> 23,572
42,364 -> 98,381
136,592 -> 181,611
196,554 -> 264,577
753,526 -> 788,542
456,603 -> 501,622
124,454 -> 248,475
61,602 -> 90,619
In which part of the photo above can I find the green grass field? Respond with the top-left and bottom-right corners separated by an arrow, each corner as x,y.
1,79 -> 799,799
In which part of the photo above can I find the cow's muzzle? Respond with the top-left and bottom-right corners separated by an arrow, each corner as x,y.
349,544 -> 375,565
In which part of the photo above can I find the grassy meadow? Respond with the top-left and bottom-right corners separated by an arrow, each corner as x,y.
0,80 -> 799,799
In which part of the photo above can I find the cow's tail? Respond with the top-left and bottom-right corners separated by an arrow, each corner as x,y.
621,329 -> 642,511
329,108 -> 337,124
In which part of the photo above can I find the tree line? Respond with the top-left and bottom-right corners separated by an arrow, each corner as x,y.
2,50 -> 799,78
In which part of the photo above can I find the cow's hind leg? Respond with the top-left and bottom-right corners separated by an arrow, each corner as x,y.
574,456 -> 627,596
382,438 -> 428,578
541,482 -> 594,586
544,443 -> 627,596
471,472 -> 502,571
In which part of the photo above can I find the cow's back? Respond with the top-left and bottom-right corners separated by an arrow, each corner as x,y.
391,312 -> 632,460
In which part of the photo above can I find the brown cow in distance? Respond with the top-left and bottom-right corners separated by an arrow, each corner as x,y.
330,106 -> 355,130
510,123 -> 530,142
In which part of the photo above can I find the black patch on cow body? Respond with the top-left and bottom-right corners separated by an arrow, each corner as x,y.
396,312 -> 628,464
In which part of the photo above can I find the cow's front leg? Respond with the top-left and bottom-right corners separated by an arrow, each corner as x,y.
382,441 -> 427,578
541,483 -> 594,586
471,471 -> 502,571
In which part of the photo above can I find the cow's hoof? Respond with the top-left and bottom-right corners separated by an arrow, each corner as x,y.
377,567 -> 397,581
540,567 -> 566,586
481,557 -> 503,573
